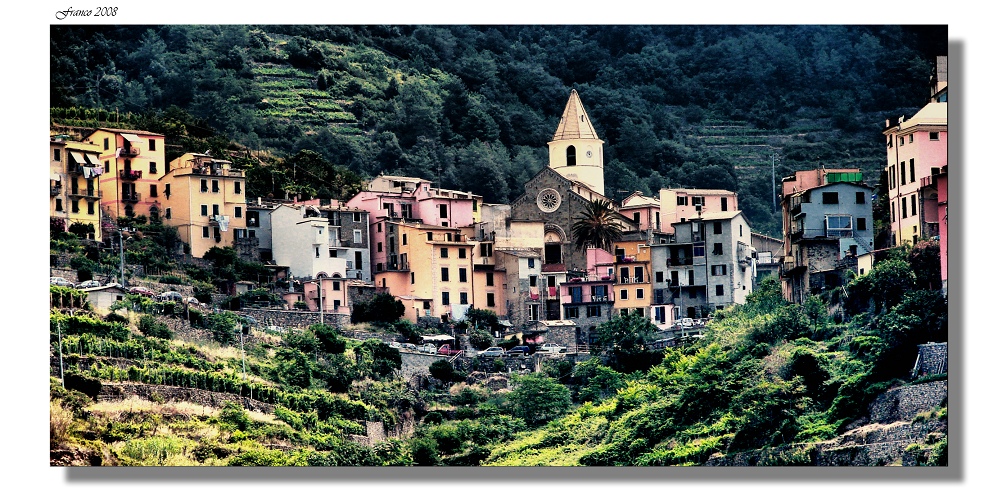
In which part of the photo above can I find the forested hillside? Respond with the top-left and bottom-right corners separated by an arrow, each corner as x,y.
50,25 -> 946,236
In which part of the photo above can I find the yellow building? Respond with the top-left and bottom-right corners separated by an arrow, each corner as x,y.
159,153 -> 248,258
612,235 -> 653,319
50,135 -> 104,241
85,128 -> 166,221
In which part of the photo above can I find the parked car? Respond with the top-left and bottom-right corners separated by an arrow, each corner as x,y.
401,343 -> 418,352
437,345 -> 461,355
388,341 -> 403,350
417,343 -> 437,354
508,345 -> 531,356
185,297 -> 200,306
75,279 -> 101,289
128,286 -> 156,297
50,277 -> 74,288
537,343 -> 567,354
158,291 -> 184,302
478,347 -> 505,358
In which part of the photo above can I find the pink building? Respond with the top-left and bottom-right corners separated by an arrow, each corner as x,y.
346,175 -> 480,276
883,102 -> 948,246
302,274 -> 350,315
658,188 -> 738,234
619,191 -> 661,232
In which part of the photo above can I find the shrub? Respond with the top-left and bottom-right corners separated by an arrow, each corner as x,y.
429,360 -> 460,383
64,372 -> 102,400
467,328 -> 493,350
423,411 -> 444,425
410,437 -> 440,466
159,275 -> 183,285
138,315 -> 173,340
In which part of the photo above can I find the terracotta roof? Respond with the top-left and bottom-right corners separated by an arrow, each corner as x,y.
551,90 -> 600,141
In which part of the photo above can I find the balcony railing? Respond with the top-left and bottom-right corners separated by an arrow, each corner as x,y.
122,192 -> 141,203
119,169 -> 142,180
619,276 -> 646,284
590,295 -> 611,303
615,255 -> 637,264
120,145 -> 140,157
69,189 -> 103,200
375,261 -> 409,272
667,257 -> 694,266
50,184 -> 62,196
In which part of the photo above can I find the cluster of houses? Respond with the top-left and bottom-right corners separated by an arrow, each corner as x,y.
50,57 -> 948,344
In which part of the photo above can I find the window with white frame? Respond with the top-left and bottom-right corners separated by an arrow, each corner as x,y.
825,215 -> 853,237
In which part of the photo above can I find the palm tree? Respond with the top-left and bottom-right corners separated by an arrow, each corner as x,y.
571,199 -> 623,252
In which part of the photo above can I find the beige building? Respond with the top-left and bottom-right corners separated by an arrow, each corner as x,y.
159,153 -> 248,258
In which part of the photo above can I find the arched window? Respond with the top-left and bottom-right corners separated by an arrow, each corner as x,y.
124,205 -> 134,217
566,145 -> 576,166
149,207 -> 160,222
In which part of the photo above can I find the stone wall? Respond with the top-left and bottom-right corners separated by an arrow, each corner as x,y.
98,382 -> 276,413
399,351 -> 448,378
867,380 -> 947,424
239,307 -> 349,330
705,380 -> 948,466
912,342 -> 948,378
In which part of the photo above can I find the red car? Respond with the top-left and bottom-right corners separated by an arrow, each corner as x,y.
128,286 -> 156,297
437,345 -> 461,355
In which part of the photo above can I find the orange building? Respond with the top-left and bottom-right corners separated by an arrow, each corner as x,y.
375,222 -> 476,323
159,153 -> 248,258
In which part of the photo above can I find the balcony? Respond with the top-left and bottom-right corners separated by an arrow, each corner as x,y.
375,261 -> 409,272
68,189 -> 103,200
619,276 -> 646,284
667,257 -> 693,266
615,255 -> 637,264
590,295 -> 611,303
119,169 -> 143,180
120,145 -> 140,157
122,192 -> 141,203
50,183 -> 62,196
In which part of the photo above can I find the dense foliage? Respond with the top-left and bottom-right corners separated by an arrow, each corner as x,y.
50,25 -> 944,236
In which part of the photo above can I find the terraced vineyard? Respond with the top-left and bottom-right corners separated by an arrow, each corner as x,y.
251,63 -> 359,129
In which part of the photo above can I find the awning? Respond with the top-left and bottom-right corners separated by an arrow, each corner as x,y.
51,173 -> 61,181
70,152 -> 86,166
420,334 -> 455,342
84,153 -> 102,167
121,133 -> 141,143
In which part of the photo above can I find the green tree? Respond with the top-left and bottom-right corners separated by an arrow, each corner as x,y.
465,308 -> 500,332
571,199 -> 623,252
354,339 -> 402,379
311,323 -> 347,355
467,327 -> 494,350
593,312 -> 662,373
506,374 -> 572,426
351,293 -> 406,324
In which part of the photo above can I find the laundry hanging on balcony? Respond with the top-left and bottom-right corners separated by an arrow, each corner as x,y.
215,215 -> 230,232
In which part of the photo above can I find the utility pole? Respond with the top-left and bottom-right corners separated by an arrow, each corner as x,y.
119,229 -> 125,286
318,276 -> 324,326
57,320 -> 65,388
772,153 -> 777,210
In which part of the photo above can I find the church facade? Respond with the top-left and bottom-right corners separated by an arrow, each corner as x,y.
510,89 -> 637,276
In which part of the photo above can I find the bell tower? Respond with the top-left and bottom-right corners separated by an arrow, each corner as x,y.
548,89 -> 605,195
